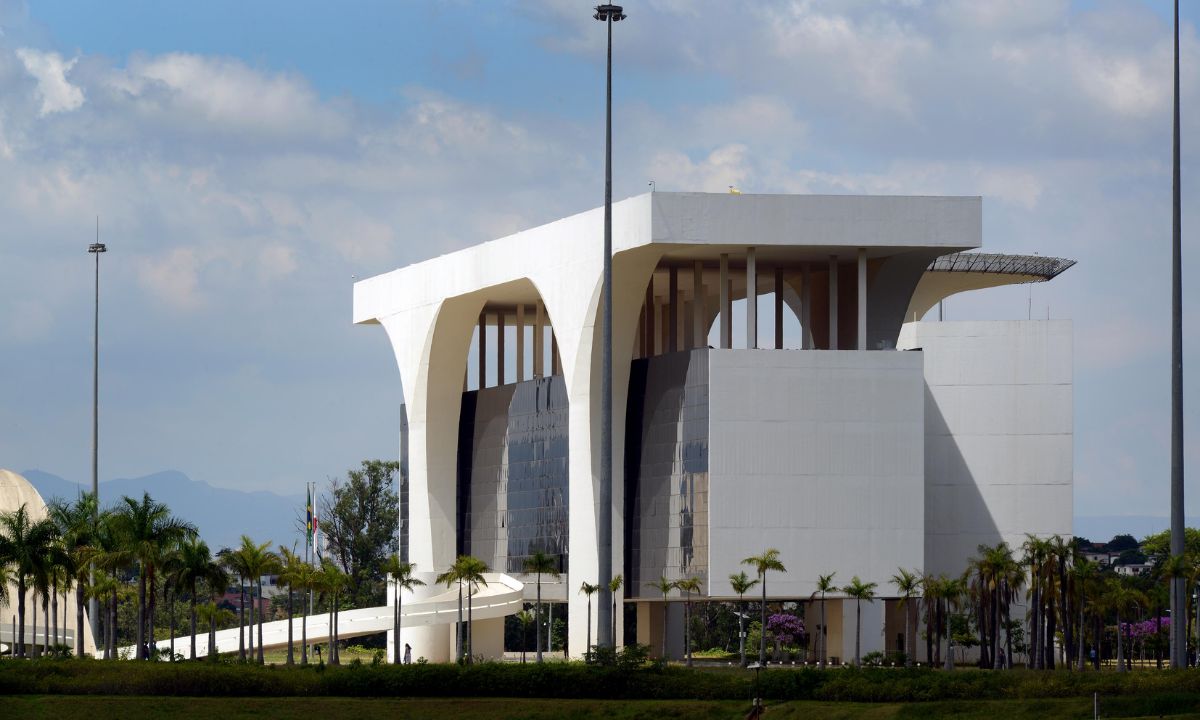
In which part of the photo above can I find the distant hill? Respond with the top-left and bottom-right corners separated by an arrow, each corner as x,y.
23,469 -> 307,552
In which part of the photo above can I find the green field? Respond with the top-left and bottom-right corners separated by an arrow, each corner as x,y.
3,695 -> 1200,720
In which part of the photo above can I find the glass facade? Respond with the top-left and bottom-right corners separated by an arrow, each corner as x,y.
624,348 -> 710,597
457,376 -> 570,574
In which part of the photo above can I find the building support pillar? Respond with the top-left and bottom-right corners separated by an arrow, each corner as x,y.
478,312 -> 487,388
496,311 -> 505,384
857,248 -> 867,351
746,247 -> 757,349
648,284 -> 657,357
516,304 -> 526,381
828,255 -> 839,350
534,303 -> 544,378
693,261 -> 705,348
774,266 -> 784,349
719,254 -> 731,348
801,263 -> 812,350
668,266 -> 678,353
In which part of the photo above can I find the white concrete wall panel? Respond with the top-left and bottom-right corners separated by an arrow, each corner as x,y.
897,321 -> 1073,578
706,350 -> 925,599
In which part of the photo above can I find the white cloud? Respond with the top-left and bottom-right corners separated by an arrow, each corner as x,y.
15,48 -> 83,115
137,247 -> 203,311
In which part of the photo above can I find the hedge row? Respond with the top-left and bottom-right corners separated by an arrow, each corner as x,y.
2,660 -> 1200,702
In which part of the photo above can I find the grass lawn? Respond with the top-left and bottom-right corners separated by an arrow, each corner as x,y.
3,695 -> 1200,720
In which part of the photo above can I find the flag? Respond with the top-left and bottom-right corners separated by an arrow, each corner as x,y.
306,485 -> 313,547
313,505 -> 322,560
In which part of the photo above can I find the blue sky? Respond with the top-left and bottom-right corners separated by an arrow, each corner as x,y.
0,0 -> 1197,528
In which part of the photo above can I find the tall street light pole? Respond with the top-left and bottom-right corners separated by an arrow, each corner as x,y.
88,224 -> 106,647
593,3 -> 625,650
1170,0 -> 1187,670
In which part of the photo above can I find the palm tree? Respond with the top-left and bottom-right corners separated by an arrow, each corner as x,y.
646,575 -> 676,661
0,504 -> 58,658
515,609 -> 535,663
436,558 -> 467,663
522,551 -> 559,663
729,571 -> 759,667
287,559 -> 317,665
170,537 -> 223,661
196,601 -> 234,661
459,555 -> 489,663
48,494 -> 97,657
890,568 -> 920,667
579,581 -> 600,661
233,536 -> 279,665
1021,535 -> 1047,669
941,576 -> 967,670
383,555 -> 425,664
842,576 -> 878,666
675,576 -> 701,667
112,493 -> 197,660
317,558 -> 347,664
811,572 -> 837,668
217,545 -> 249,661
1106,577 -> 1147,673
277,546 -> 309,665
609,574 -> 624,646
742,549 -> 786,666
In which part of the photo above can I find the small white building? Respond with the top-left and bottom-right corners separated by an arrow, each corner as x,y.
353,191 -> 1075,662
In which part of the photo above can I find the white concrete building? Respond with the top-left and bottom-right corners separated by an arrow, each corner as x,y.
353,191 -> 1074,663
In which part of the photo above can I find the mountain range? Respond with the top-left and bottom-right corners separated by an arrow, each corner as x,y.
22,469 -> 308,552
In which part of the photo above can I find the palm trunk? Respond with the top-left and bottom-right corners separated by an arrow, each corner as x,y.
31,591 -> 38,658
209,611 -> 217,662
168,587 -> 176,662
1116,610 -> 1125,672
148,573 -> 158,660
257,579 -> 264,665
286,582 -> 294,665
759,576 -> 767,666
855,598 -> 862,665
247,582 -> 255,661
662,598 -> 669,661
685,595 -> 692,667
301,592 -> 308,666
535,573 -> 542,663
51,585 -> 59,654
108,587 -> 117,659
16,577 -> 25,658
136,567 -> 146,660
75,584 -> 85,658
739,598 -> 747,667
612,595 -> 618,648
820,594 -> 828,668
393,580 -> 400,665
905,600 -> 913,667
456,579 -> 464,663
1078,603 -> 1086,672
586,597 -> 592,662
1045,594 -> 1057,669
238,580 -> 245,661
467,583 -> 474,663
1029,578 -> 1040,669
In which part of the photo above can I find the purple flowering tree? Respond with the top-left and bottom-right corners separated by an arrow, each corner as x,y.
766,613 -> 805,660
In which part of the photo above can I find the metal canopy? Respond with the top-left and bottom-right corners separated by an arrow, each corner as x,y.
927,252 -> 1076,280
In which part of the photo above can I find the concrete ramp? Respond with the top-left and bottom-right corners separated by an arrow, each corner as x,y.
114,573 -> 523,660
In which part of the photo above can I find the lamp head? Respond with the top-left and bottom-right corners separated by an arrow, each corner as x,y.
88,243 -> 107,254
593,4 -> 626,21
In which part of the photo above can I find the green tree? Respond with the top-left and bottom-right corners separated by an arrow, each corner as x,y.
742,549 -> 786,666
522,550 -> 559,663
112,493 -> 196,660
383,555 -> 425,664
675,576 -> 701,667
646,576 -> 676,661
890,568 -> 920,667
579,581 -> 600,661
170,537 -> 226,661
0,504 -> 58,658
319,460 -> 400,608
842,576 -> 878,666
729,571 -> 759,667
